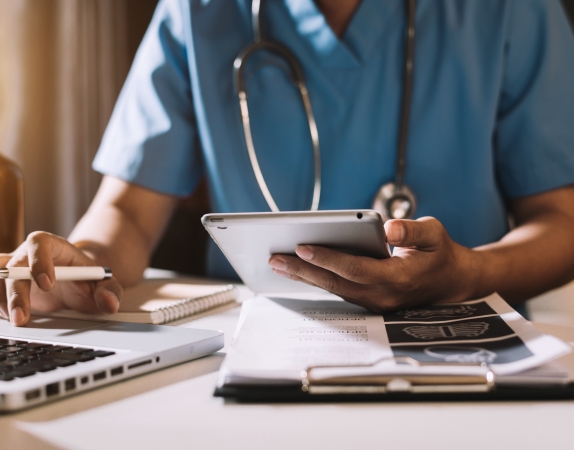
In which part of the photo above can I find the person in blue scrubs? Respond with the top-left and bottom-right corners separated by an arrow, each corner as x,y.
1,0 -> 574,326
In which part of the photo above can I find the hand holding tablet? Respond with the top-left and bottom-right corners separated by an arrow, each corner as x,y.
203,210 -> 477,313
202,210 -> 390,296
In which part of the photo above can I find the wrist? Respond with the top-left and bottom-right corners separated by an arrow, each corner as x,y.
449,244 -> 488,302
450,244 -> 479,302
460,246 -> 501,300
72,241 -> 111,268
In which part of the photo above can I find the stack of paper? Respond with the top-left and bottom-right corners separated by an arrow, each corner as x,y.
219,294 -> 572,390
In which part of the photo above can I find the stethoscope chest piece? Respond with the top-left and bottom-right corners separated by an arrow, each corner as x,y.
372,182 -> 417,221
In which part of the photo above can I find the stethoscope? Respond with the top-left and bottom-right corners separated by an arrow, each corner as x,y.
234,0 -> 417,221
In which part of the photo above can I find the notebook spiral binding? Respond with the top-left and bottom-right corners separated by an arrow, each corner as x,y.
150,285 -> 238,324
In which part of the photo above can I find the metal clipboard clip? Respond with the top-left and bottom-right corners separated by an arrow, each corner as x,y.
300,356 -> 495,395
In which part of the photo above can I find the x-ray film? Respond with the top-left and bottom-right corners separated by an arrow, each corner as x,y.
391,336 -> 534,365
386,316 -> 516,345
382,301 -> 497,323
380,295 -> 571,374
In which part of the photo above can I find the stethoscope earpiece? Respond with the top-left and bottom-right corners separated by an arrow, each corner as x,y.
372,182 -> 417,221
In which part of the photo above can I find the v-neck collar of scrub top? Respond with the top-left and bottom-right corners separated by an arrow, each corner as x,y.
282,0 -> 402,69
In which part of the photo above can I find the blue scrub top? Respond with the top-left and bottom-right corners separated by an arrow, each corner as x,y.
94,0 -> 574,281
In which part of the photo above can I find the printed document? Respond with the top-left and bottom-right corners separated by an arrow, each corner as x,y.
219,294 -> 571,386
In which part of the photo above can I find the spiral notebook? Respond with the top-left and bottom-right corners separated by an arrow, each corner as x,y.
39,279 -> 239,325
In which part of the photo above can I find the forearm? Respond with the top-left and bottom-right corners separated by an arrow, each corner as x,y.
69,204 -> 154,287
67,176 -> 179,288
469,205 -> 574,303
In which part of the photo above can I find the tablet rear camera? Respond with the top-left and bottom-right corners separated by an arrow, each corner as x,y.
357,213 -> 363,219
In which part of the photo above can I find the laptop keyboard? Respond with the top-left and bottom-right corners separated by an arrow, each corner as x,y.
0,338 -> 115,382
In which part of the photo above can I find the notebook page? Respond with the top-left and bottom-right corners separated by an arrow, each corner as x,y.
120,280 -> 231,313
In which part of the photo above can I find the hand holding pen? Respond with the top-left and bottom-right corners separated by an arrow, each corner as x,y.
0,232 -> 122,327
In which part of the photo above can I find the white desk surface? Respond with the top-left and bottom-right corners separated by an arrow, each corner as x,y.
2,276 -> 574,450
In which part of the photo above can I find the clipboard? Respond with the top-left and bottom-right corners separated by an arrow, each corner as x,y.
214,357 -> 574,402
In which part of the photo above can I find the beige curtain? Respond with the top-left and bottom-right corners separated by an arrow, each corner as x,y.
0,0 -> 129,237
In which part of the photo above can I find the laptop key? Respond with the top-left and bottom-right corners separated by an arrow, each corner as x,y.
6,368 -> 36,378
0,373 -> 15,382
24,361 -> 57,372
0,346 -> 23,354
19,350 -> 45,358
84,351 -> 116,358
38,357 -> 76,367
0,363 -> 19,371
45,352 -> 89,360
48,346 -> 72,352
61,347 -> 93,355
20,342 -> 49,349
45,352 -> 95,362
3,357 -> 30,367
0,339 -> 27,347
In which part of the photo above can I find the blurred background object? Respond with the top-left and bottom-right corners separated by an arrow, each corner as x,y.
0,0 -> 208,274
0,0 -> 131,236
0,152 -> 24,252
0,0 -> 572,310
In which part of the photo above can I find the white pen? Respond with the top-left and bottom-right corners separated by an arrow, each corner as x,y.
0,266 -> 112,281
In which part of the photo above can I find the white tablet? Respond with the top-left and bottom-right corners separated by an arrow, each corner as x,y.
202,210 -> 390,296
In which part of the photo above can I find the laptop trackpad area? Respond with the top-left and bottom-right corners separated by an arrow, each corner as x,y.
0,315 -> 223,353
0,316 -> 104,339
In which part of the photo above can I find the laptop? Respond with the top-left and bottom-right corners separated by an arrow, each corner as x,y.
0,315 -> 223,412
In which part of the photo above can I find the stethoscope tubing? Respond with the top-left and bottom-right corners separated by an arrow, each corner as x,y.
235,0 -> 417,219
395,0 -> 416,192
234,33 -> 321,212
